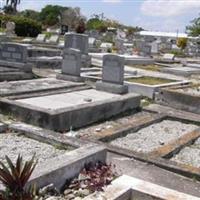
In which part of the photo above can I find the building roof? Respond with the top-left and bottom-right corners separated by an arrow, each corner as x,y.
139,31 -> 188,38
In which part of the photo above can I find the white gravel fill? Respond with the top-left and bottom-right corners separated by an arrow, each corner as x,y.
171,137 -> 200,168
0,133 -> 67,165
110,120 -> 199,153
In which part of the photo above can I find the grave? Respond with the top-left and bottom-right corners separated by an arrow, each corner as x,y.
48,34 -> 60,44
155,84 -> 200,114
171,137 -> 200,168
160,66 -> 200,77
124,76 -> 189,98
84,175 -> 199,200
35,34 -> 47,43
57,48 -> 84,82
0,78 -> 86,97
1,122 -> 106,191
0,88 -> 141,131
0,42 -> 33,81
110,119 -> 198,153
6,122 -> 200,200
96,54 -> 128,94
65,33 -> 91,67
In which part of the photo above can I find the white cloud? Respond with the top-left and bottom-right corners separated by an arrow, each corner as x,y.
141,0 -> 200,17
102,0 -> 122,3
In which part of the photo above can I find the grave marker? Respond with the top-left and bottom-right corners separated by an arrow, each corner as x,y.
96,54 -> 128,94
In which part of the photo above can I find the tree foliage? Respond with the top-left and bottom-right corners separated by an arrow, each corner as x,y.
176,37 -> 188,50
39,5 -> 68,26
186,15 -> 200,37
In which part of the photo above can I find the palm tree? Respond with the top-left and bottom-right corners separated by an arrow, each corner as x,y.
5,0 -> 20,13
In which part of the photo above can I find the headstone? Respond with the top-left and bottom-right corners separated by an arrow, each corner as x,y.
65,33 -> 88,54
49,35 -> 59,44
61,25 -> 68,35
163,53 -> 175,60
35,34 -> 46,43
96,54 -> 128,94
56,48 -> 83,82
0,42 -> 27,63
100,42 -> 113,53
6,21 -> 16,37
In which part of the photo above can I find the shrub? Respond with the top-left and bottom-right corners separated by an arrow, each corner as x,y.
0,154 -> 37,200
0,15 -> 42,37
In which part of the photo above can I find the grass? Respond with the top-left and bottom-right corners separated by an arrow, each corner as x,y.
129,64 -> 161,72
126,76 -> 176,85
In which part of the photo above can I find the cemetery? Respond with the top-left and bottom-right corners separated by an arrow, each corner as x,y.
0,1 -> 200,200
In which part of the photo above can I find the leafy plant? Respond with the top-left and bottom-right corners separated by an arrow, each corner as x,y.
0,154 -> 37,200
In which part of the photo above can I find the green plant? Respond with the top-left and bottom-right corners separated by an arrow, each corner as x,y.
0,154 -> 37,200
0,15 -> 42,37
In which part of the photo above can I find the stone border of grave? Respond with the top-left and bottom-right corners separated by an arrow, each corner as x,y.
125,76 -> 190,99
83,175 -> 200,200
81,106 -> 200,182
0,78 -> 88,98
155,85 -> 200,114
8,122 -> 106,190
0,91 -> 141,131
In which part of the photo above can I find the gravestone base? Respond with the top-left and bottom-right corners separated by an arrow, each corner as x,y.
56,73 -> 84,82
96,81 -> 128,94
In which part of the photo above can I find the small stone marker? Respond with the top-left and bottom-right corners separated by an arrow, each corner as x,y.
36,34 -> 46,43
6,21 -> 16,37
56,48 -> 83,82
96,54 -> 128,94
49,35 -> 59,44
163,53 -> 175,61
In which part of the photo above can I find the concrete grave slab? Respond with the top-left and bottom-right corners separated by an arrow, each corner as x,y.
84,175 -> 200,200
160,67 -> 200,77
0,89 -> 141,131
155,85 -> 200,114
125,76 -> 190,99
0,78 -> 85,97
35,34 -> 46,43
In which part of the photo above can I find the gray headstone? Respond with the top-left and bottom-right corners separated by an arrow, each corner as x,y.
36,34 -> 46,43
0,43 -> 27,63
61,48 -> 81,76
49,35 -> 59,44
6,21 -> 16,37
102,54 -> 125,85
64,33 -> 88,54
163,53 -> 175,60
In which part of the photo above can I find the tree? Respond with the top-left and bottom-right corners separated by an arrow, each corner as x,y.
20,9 -> 40,20
61,7 -> 86,31
39,5 -> 68,26
87,18 -> 106,31
176,37 -> 188,50
5,0 -> 20,13
186,14 -> 200,37
76,18 -> 86,33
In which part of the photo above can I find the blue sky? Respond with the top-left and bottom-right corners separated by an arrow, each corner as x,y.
5,0 -> 200,32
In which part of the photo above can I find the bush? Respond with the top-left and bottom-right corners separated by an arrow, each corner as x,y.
0,15 -> 42,37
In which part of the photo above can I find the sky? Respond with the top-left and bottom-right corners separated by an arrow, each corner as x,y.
3,0 -> 200,33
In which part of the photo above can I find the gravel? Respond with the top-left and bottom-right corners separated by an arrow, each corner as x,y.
171,137 -> 200,168
0,133 -> 67,165
110,120 -> 199,153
